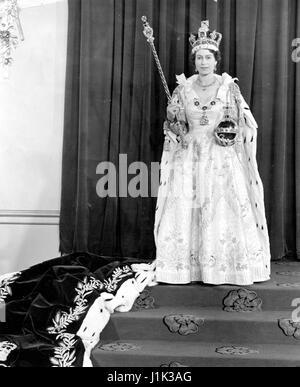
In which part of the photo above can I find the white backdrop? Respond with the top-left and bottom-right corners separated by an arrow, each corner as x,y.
0,0 -> 68,274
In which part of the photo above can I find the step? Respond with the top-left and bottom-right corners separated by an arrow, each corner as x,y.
92,340 -> 300,367
149,262 -> 300,311
149,283 -> 300,311
101,307 -> 300,346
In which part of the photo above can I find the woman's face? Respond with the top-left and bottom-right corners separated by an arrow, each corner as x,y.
195,49 -> 217,76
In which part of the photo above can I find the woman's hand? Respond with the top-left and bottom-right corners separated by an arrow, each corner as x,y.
167,103 -> 180,121
167,104 -> 186,122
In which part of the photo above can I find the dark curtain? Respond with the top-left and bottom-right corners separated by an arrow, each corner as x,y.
60,0 -> 300,261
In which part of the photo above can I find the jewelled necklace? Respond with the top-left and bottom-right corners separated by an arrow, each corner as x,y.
194,99 -> 217,126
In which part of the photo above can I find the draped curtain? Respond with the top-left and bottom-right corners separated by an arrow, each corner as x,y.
60,0 -> 300,261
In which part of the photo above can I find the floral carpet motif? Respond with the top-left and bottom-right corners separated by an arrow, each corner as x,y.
216,346 -> 259,356
98,342 -> 141,352
278,319 -> 300,340
163,314 -> 204,335
223,288 -> 262,312
160,362 -> 188,367
132,290 -> 155,311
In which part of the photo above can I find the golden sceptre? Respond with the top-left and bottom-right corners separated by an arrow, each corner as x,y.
141,16 -> 188,148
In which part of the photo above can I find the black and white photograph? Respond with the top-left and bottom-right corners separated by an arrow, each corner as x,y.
0,0 -> 300,369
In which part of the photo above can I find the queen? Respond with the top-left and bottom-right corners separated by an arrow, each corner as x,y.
154,21 -> 271,285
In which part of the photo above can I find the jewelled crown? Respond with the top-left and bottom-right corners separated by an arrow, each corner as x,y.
189,20 -> 222,54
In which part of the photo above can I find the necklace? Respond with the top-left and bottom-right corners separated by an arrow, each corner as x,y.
196,76 -> 216,91
194,99 -> 217,126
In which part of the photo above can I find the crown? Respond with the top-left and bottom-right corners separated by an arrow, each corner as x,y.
189,20 -> 222,53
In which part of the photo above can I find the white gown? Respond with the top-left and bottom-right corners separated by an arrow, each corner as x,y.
154,73 -> 271,285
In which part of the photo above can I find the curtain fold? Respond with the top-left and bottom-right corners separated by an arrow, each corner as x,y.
295,0 -> 300,259
60,0 -> 300,261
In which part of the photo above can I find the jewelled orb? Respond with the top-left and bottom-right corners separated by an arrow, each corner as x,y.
214,120 -> 239,147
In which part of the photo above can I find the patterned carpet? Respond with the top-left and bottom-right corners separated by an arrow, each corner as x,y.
93,262 -> 300,367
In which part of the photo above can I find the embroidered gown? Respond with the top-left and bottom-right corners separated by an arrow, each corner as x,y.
154,73 -> 271,285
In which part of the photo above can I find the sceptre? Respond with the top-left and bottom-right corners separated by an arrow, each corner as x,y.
141,16 -> 188,148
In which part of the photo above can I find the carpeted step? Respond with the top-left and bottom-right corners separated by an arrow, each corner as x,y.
150,282 -> 300,311
92,340 -> 300,367
95,262 -> 300,367
101,306 -> 300,346
148,262 -> 300,311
